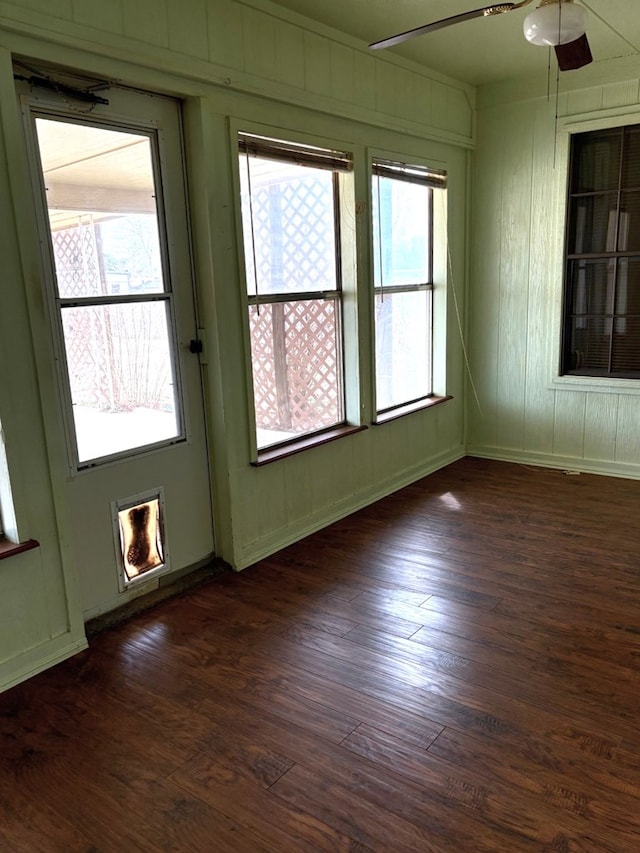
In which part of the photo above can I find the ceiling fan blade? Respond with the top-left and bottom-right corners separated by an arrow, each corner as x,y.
369,4 -> 515,50
555,33 -> 593,71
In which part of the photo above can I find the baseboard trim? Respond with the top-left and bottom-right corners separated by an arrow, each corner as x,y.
85,558 -> 229,637
467,446 -> 640,481
0,633 -> 88,694
234,446 -> 465,570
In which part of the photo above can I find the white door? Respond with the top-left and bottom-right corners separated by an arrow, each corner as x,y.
19,82 -> 214,619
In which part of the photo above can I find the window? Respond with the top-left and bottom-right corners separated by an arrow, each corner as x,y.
238,134 -> 352,451
29,115 -> 184,467
562,124 -> 640,378
0,418 -> 14,541
371,159 -> 447,414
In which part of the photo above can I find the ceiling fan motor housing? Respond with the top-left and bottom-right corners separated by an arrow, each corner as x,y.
524,0 -> 588,47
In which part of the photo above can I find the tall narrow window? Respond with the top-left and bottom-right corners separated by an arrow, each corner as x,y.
238,134 -> 352,450
31,117 -> 183,466
372,159 -> 447,414
562,124 -> 640,378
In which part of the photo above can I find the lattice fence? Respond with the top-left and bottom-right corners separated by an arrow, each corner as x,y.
246,173 -> 342,433
249,300 -> 340,433
51,221 -> 172,412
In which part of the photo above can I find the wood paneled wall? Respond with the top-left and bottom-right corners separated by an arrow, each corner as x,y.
0,0 -> 470,689
468,70 -> 640,478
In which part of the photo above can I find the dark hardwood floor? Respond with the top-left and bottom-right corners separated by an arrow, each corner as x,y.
2,457 -> 640,851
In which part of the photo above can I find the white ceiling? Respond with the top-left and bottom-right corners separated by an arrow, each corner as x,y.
271,0 -> 640,86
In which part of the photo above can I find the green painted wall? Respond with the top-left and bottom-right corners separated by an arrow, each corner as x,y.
0,0 -> 471,690
468,67 -> 640,478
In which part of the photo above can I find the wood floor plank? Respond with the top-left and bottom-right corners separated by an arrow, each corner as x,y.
3,458 -> 640,850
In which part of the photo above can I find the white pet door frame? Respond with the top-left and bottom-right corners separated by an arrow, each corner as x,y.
112,488 -> 170,591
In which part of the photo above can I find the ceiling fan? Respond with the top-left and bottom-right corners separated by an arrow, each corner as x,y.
369,0 -> 593,72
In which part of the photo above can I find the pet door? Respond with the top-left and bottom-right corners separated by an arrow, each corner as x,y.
112,489 -> 169,589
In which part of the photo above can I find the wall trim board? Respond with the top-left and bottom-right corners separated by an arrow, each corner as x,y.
467,446 -> 640,482
233,446 -> 466,570
0,634 -> 87,694
477,57 -> 640,111
238,0 -> 476,94
0,8 -> 474,148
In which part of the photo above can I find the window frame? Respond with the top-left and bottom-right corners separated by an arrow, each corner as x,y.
20,99 -> 188,473
370,156 -> 448,419
237,130 -> 355,457
560,122 -> 640,380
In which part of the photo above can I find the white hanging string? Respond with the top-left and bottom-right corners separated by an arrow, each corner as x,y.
375,174 -> 385,302
439,190 -> 483,416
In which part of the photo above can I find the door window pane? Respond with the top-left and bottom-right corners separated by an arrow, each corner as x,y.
33,117 -> 182,465
61,303 -> 179,462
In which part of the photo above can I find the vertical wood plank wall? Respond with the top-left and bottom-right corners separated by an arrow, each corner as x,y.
0,0 -> 472,688
468,76 -> 640,479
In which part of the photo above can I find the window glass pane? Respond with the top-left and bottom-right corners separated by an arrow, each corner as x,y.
571,129 -> 621,193
568,194 -> 618,254
372,176 -> 431,287
248,299 -> 343,449
618,191 -> 640,251
35,119 -> 164,298
621,126 -> 640,188
568,258 -> 614,317
612,317 -> 640,373
375,290 -> 432,411
33,116 -> 184,465
239,157 -> 337,297
615,257 -> 640,315
567,316 -> 611,373
61,302 -> 179,462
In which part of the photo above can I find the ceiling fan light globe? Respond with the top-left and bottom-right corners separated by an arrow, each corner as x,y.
523,3 -> 587,46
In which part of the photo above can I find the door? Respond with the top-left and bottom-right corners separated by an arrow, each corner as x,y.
19,80 -> 214,618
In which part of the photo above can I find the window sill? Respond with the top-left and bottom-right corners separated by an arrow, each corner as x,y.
550,375 -> 640,396
374,395 -> 452,425
252,424 -> 368,466
0,537 -> 39,562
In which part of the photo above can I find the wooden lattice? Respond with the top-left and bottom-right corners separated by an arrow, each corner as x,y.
249,300 -> 341,433
51,222 -> 172,412
247,175 -> 336,293
247,170 -> 342,434
52,224 -> 112,408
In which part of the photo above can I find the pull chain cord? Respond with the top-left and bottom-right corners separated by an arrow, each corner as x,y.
375,174 -> 385,302
553,2 -> 562,169
244,149 -> 261,315
440,191 -> 483,416
554,59 -> 561,170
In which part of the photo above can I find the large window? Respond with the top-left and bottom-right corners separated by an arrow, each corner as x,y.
238,134 -> 352,450
30,116 -> 184,466
371,159 -> 447,414
562,124 -> 640,378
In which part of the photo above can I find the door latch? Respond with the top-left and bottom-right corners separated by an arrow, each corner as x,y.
189,329 -> 208,364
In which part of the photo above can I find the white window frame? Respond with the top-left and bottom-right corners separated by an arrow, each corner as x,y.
551,109 -> 640,395
369,154 -> 449,421
237,131 -> 356,456
20,98 -> 188,471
